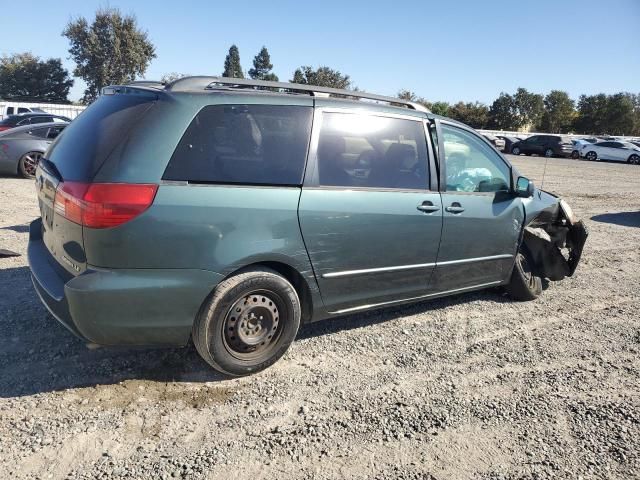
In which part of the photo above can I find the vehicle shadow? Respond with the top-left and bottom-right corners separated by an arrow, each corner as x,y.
590,211 -> 640,228
0,265 -> 508,398
1,224 -> 30,233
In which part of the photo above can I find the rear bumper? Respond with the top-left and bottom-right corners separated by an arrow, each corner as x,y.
28,218 -> 224,346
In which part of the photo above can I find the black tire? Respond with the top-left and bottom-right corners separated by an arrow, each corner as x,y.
544,148 -> 554,158
628,154 -> 639,165
18,151 -> 43,179
585,151 -> 597,161
571,150 -> 579,159
193,267 -> 301,377
511,146 -> 521,155
506,250 -> 542,301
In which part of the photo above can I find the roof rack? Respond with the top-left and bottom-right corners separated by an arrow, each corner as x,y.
161,76 -> 430,113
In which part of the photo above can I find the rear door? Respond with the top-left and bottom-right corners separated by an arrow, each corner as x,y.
609,142 -> 627,161
523,136 -> 539,154
433,120 -> 523,292
299,108 -> 442,314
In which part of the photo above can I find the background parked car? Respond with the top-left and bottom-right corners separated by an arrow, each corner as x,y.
511,135 -> 573,158
0,113 -> 70,132
571,139 -> 592,159
497,135 -> 522,154
482,133 -> 506,151
582,141 -> 640,164
0,122 -> 67,178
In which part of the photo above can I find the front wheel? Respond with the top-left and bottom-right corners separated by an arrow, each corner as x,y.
18,151 -> 43,179
628,154 -> 640,165
585,151 -> 597,161
193,267 -> 301,377
571,150 -> 579,159
511,146 -> 521,155
544,148 -> 554,158
506,250 -> 542,301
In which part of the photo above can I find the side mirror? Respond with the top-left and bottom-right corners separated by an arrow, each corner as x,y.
515,176 -> 534,198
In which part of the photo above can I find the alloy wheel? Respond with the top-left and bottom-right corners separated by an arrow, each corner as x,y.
21,152 -> 42,177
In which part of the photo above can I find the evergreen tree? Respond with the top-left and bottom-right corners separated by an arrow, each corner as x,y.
248,46 -> 278,81
223,45 -> 244,78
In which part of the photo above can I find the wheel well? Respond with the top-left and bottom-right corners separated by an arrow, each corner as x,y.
226,261 -> 314,323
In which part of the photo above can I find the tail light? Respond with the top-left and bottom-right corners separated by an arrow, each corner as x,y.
0,126 -> 11,132
54,182 -> 158,228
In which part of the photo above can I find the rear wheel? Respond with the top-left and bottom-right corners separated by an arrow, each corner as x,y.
506,250 -> 542,301
511,146 -> 521,155
18,151 -> 42,179
193,267 -> 301,377
544,148 -> 554,158
628,154 -> 639,165
585,151 -> 597,161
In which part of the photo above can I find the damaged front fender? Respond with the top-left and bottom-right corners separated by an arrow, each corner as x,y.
522,194 -> 588,281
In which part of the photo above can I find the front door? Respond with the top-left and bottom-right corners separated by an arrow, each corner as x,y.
433,121 -> 524,292
299,109 -> 442,314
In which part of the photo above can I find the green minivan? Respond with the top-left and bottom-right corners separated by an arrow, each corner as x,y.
28,77 -> 587,376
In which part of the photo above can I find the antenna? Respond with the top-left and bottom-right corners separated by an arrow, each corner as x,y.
540,155 -> 549,190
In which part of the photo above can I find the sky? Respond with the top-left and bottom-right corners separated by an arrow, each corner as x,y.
2,0 -> 639,104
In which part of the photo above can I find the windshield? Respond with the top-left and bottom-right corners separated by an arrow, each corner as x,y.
45,90 -> 156,181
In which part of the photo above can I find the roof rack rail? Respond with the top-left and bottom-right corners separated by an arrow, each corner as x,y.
163,76 -> 430,113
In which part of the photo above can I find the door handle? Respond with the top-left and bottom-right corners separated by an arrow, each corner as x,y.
417,201 -> 440,213
445,202 -> 465,214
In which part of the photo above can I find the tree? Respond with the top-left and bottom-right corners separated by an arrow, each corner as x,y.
0,53 -> 73,102
63,8 -> 155,103
248,46 -> 278,81
488,93 -> 519,130
539,90 -> 575,133
448,101 -> 488,128
160,72 -> 189,84
397,89 -> 430,109
223,45 -> 244,78
430,102 -> 451,117
605,93 -> 635,136
291,66 -> 350,89
514,87 -> 544,130
574,94 -> 609,134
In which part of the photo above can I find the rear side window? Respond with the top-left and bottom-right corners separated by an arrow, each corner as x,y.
6,107 -> 14,115
316,112 -> 429,190
163,105 -> 313,186
30,116 -> 52,124
45,90 -> 156,181
29,128 -> 49,138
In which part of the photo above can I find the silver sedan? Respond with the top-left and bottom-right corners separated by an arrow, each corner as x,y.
0,122 -> 68,178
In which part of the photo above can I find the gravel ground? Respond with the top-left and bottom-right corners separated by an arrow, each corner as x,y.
0,155 -> 639,479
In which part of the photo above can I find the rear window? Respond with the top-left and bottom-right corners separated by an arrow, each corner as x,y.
45,90 -> 156,181
163,104 -> 313,186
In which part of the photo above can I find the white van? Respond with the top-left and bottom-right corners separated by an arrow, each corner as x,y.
0,101 -> 85,120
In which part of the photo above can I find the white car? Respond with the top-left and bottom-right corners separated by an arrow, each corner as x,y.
582,141 -> 640,164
